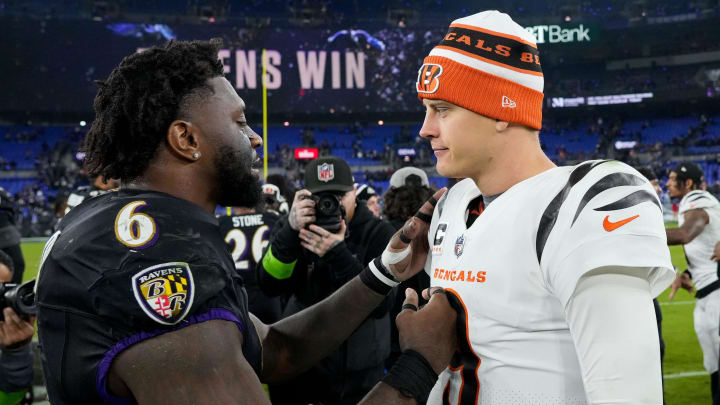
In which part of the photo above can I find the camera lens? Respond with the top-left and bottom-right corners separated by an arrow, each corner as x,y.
318,195 -> 338,215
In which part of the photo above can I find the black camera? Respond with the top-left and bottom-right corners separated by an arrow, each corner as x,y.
0,280 -> 36,321
307,192 -> 346,233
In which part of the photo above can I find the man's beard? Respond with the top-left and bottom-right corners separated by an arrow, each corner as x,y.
214,147 -> 261,208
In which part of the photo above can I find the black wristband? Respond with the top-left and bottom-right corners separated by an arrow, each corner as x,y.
382,349 -> 438,403
683,269 -> 692,279
360,265 -> 393,295
414,211 -> 432,224
373,257 -> 400,283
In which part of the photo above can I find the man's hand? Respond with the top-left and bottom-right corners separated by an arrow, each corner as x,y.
299,222 -> 346,257
396,287 -> 457,374
0,308 -> 34,349
668,271 -> 694,300
288,189 -> 316,231
382,188 -> 446,282
711,241 -> 720,262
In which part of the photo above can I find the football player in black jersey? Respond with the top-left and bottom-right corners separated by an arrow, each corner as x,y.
218,184 -> 282,323
35,39 -> 457,405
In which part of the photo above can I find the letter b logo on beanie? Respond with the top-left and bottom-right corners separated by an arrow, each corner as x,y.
416,64 -> 443,93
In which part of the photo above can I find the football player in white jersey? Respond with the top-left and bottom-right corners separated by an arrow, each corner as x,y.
414,10 -> 675,405
664,162 -> 720,403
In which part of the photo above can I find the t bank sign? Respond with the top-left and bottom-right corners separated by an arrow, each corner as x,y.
524,24 -> 591,44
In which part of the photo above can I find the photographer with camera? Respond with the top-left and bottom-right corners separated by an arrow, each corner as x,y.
0,188 -> 25,285
258,156 -> 396,405
0,251 -> 34,403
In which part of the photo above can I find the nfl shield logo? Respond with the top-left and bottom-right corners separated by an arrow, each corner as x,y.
132,262 -> 195,325
454,235 -> 465,258
318,163 -> 335,182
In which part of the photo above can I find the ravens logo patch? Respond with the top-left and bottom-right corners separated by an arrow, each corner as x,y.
132,262 -> 195,325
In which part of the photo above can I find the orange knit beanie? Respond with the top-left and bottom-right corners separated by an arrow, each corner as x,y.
416,10 -> 544,130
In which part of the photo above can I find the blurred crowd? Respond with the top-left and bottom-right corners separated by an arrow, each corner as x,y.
0,112 -> 719,237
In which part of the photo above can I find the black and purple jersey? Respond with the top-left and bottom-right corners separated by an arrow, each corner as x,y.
36,189 -> 262,404
218,211 -> 281,323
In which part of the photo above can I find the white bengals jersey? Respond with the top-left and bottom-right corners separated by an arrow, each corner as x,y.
678,190 -> 720,290
425,160 -> 674,405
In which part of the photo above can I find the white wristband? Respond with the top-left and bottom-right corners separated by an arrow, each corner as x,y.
382,246 -> 411,265
369,260 -> 401,288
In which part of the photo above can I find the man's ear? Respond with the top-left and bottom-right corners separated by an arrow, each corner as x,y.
495,120 -> 510,132
167,120 -> 201,162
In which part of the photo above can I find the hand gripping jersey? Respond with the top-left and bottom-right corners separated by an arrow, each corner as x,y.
218,212 -> 281,323
677,190 -> 720,290
425,160 -> 674,405
36,189 -> 262,405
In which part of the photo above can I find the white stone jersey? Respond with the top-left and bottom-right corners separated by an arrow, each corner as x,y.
425,160 -> 674,405
678,190 -> 720,290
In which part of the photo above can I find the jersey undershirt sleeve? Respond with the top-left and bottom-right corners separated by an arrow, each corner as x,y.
565,269 -> 662,404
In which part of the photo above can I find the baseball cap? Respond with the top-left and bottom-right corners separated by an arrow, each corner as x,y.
672,162 -> 704,186
390,167 -> 430,189
356,184 -> 377,201
416,10 -> 543,129
304,156 -> 354,193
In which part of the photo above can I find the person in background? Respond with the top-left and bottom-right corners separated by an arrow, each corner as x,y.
382,167 -> 434,229
0,188 -> 24,284
262,183 -> 285,216
356,184 -> 380,217
0,250 -> 34,404
381,167 -> 436,369
218,184 -> 282,324
258,156 -> 397,405
664,162 -> 720,404
266,174 -> 294,215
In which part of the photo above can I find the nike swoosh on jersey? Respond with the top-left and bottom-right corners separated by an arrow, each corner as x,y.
603,214 -> 640,231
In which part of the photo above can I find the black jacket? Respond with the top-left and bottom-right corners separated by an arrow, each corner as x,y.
258,203 -> 396,404
0,192 -> 24,283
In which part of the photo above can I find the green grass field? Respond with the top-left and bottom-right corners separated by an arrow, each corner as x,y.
18,232 -> 713,404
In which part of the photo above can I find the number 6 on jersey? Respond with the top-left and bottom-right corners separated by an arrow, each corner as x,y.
115,201 -> 158,249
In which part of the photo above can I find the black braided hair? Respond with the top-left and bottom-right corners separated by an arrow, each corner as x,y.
83,39 -> 225,182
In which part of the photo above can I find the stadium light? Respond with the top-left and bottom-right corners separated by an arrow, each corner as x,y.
80,121 -> 87,126
283,121 -> 290,126
378,120 -> 384,126
564,15 -> 571,22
